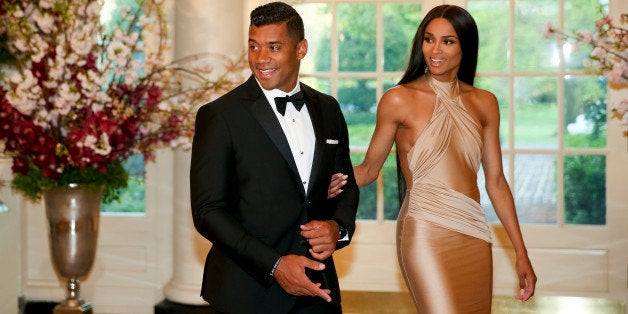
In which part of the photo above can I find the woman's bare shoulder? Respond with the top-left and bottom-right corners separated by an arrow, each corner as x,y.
381,78 -> 432,107
460,82 -> 498,107
459,82 -> 499,124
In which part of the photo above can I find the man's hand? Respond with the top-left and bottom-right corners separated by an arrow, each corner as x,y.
327,173 -> 347,199
300,220 -> 340,260
273,254 -> 332,302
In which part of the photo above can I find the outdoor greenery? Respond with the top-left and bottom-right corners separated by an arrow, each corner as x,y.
101,154 -> 145,213
564,155 -> 606,224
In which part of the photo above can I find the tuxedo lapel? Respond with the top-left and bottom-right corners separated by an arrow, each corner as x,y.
242,77 -> 302,187
302,85 -> 325,196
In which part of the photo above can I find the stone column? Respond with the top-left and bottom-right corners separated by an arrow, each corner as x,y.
161,0 -> 244,306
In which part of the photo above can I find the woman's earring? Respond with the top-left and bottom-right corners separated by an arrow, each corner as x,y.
424,65 -> 429,74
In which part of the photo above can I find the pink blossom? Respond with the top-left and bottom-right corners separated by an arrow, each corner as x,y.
614,99 -> 628,115
542,22 -> 556,39
33,11 -> 55,34
590,46 -> 605,59
38,0 -> 56,10
576,30 -> 593,44
606,64 -> 625,84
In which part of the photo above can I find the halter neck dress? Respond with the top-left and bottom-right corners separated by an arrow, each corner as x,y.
397,75 -> 493,313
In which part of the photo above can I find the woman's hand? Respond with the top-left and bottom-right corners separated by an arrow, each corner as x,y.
327,173 -> 347,199
515,255 -> 537,302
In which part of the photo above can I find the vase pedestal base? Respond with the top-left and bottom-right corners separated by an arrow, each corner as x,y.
53,299 -> 93,314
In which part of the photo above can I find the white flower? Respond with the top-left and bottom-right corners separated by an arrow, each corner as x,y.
12,8 -> 24,18
70,32 -> 95,56
120,6 -> 131,17
87,69 -> 108,86
34,109 -> 51,128
83,134 -> 96,148
33,11 -> 55,34
6,91 -> 36,116
48,63 -> 64,80
65,53 -> 79,65
123,32 -> 140,46
38,0 -> 56,10
28,35 -> 48,63
138,15 -> 151,28
91,100 -> 105,112
107,40 -> 131,67
614,99 -> 628,115
124,71 -> 139,85
93,133 -> 112,156
13,38 -> 28,52
85,1 -> 101,17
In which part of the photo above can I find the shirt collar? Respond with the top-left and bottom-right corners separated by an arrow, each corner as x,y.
256,78 -> 302,101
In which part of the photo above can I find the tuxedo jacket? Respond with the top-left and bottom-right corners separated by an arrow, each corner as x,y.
190,75 -> 359,314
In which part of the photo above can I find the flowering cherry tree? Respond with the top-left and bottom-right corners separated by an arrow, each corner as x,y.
0,0 -> 247,201
543,12 -> 627,130
543,13 -> 627,84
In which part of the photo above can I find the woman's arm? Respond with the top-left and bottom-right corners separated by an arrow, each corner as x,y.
480,90 -> 537,301
353,89 -> 404,187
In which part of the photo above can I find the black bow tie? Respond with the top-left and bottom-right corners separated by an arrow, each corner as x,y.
274,91 -> 305,116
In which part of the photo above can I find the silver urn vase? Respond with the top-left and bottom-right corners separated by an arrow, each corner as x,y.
43,183 -> 104,314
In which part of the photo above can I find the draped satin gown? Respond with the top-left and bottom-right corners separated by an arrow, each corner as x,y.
397,76 -> 493,313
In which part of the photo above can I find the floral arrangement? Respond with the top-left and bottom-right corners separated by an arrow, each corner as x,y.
0,0 -> 248,202
543,12 -> 628,130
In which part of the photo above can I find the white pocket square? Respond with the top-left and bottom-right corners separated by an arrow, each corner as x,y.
326,139 -> 339,144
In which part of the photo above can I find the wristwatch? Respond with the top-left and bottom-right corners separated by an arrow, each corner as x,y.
332,218 -> 348,239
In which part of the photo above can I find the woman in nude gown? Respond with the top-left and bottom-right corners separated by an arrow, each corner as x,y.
329,5 -> 536,313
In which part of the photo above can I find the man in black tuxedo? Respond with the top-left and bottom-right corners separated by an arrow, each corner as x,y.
190,2 -> 359,313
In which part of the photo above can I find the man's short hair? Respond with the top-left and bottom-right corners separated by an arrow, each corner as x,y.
250,2 -> 305,42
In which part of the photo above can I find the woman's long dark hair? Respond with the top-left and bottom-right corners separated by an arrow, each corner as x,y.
396,5 -> 479,205
398,5 -> 479,86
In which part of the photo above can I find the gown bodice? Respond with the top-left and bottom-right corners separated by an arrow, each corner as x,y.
404,75 -> 490,242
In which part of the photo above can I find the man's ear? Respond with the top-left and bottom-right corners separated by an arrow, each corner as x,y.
297,39 -> 308,60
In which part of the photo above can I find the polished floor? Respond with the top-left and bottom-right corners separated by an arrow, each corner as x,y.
340,291 -> 626,314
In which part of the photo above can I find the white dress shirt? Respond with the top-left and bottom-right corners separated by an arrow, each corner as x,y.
258,80 -> 316,193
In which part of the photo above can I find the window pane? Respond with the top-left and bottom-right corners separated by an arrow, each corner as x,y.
564,155 -> 606,225
0,200 -> 7,213
383,153 -> 400,220
296,4 -> 331,72
563,0 -> 608,70
475,76 -> 510,148
101,154 -> 145,213
383,3 -> 422,72
337,3 -> 376,72
339,78 -> 377,147
564,76 -> 607,148
300,77 -> 331,95
383,77 -> 399,92
100,0 -> 145,213
514,154 -> 557,224
514,76 -> 558,148
514,0 -> 558,71
468,0 -> 509,72
351,152 -> 375,220
338,78 -> 377,113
